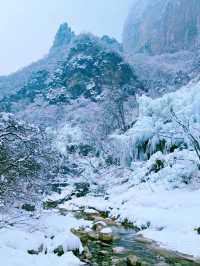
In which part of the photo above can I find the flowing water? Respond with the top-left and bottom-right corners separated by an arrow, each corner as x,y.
83,225 -> 163,265
79,224 -> 200,266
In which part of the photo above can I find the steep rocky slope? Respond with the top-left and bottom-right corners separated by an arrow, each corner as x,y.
123,0 -> 200,93
124,0 -> 200,55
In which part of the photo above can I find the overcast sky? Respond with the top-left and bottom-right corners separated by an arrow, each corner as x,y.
0,0 -> 134,75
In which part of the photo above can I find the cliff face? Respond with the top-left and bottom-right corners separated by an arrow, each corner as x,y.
123,0 -> 200,55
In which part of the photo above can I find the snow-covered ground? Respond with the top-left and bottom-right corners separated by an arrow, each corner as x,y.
0,249 -> 81,266
0,211 -> 91,266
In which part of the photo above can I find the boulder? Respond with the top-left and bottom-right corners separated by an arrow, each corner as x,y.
92,221 -> 107,231
112,257 -> 127,266
53,245 -> 64,256
27,249 -> 39,255
112,246 -> 127,254
140,261 -> 151,266
98,250 -> 110,256
127,255 -> 140,266
99,228 -> 113,243
82,246 -> 92,260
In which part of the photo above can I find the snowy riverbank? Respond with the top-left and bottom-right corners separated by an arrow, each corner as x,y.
59,150 -> 200,261
0,211 -> 91,266
63,184 -> 200,260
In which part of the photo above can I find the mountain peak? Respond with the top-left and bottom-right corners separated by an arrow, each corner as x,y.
51,23 -> 75,51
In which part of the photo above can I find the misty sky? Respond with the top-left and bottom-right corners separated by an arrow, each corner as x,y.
0,0 -> 134,75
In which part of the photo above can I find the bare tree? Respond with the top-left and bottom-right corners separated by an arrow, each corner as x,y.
100,86 -> 129,135
171,108 -> 200,161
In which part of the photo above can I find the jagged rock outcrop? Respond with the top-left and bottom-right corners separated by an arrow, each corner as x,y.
50,23 -> 75,53
123,0 -> 200,55
0,23 -> 75,99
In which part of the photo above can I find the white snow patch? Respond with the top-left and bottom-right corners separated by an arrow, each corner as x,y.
0,212 -> 90,266
100,228 -> 112,234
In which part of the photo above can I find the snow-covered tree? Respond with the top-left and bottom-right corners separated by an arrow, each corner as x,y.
0,113 -> 57,205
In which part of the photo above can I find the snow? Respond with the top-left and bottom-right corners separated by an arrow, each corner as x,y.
100,228 -> 112,234
0,249 -> 82,266
53,123 -> 83,154
1,25 -> 200,264
47,186 -> 74,202
94,221 -> 107,227
0,211 -> 91,266
109,79 -> 200,165
66,181 -> 200,258
84,208 -> 99,214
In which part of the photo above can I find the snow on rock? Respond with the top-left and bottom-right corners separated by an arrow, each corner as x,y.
100,227 -> 112,234
0,212 -> 90,266
84,208 -> 99,214
62,196 -> 110,213
46,186 -> 74,202
0,229 -> 43,252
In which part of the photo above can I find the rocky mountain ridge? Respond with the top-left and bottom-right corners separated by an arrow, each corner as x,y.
0,24 -> 142,131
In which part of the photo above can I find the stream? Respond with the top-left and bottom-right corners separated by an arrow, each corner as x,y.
49,183 -> 200,266
84,226 -> 162,266
70,210 -> 200,266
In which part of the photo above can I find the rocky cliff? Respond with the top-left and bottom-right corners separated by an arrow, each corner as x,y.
123,0 -> 200,94
123,0 -> 200,55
